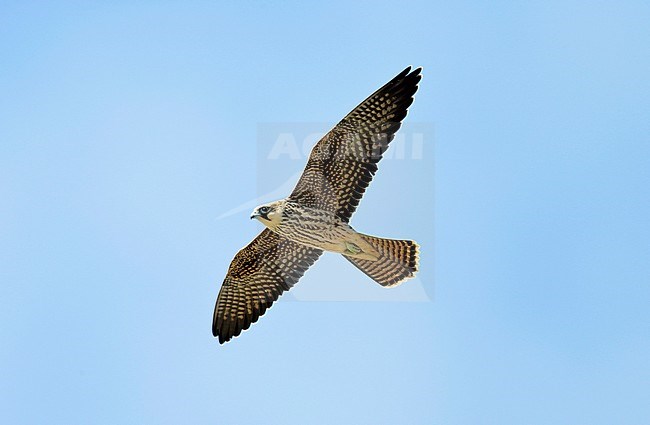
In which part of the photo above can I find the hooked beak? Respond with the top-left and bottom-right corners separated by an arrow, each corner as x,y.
251,209 -> 270,221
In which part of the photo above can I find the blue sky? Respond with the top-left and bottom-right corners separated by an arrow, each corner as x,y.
1,1 -> 649,424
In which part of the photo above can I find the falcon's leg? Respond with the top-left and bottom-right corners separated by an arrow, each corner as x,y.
340,234 -> 380,261
344,242 -> 362,255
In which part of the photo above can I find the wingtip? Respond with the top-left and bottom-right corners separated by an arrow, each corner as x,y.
409,66 -> 423,79
213,316 -> 232,343
403,65 -> 422,75
395,66 -> 422,88
216,330 -> 230,344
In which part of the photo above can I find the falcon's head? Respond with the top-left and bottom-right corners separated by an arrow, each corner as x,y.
251,200 -> 283,228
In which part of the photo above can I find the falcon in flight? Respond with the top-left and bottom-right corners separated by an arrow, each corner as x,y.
213,66 -> 422,343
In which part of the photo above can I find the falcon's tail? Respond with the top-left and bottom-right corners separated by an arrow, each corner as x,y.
343,234 -> 419,287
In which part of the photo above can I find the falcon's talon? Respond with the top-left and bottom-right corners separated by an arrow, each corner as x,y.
345,242 -> 362,255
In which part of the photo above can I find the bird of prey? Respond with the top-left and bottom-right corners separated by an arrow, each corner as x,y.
213,66 -> 422,344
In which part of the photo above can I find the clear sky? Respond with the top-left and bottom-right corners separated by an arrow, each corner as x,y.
1,1 -> 649,424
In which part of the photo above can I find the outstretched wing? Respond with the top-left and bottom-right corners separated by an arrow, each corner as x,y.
212,229 -> 322,344
288,66 -> 422,222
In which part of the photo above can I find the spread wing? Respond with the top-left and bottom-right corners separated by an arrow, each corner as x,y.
288,66 -> 422,222
212,229 -> 322,344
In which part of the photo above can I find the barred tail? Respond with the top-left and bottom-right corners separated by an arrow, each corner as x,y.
344,234 -> 419,287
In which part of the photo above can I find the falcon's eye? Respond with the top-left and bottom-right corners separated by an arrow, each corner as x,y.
259,206 -> 270,214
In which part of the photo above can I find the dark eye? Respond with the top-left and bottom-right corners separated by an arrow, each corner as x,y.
259,206 -> 270,214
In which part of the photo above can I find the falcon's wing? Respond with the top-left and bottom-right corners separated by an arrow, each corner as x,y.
212,229 -> 322,344
288,66 -> 422,222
